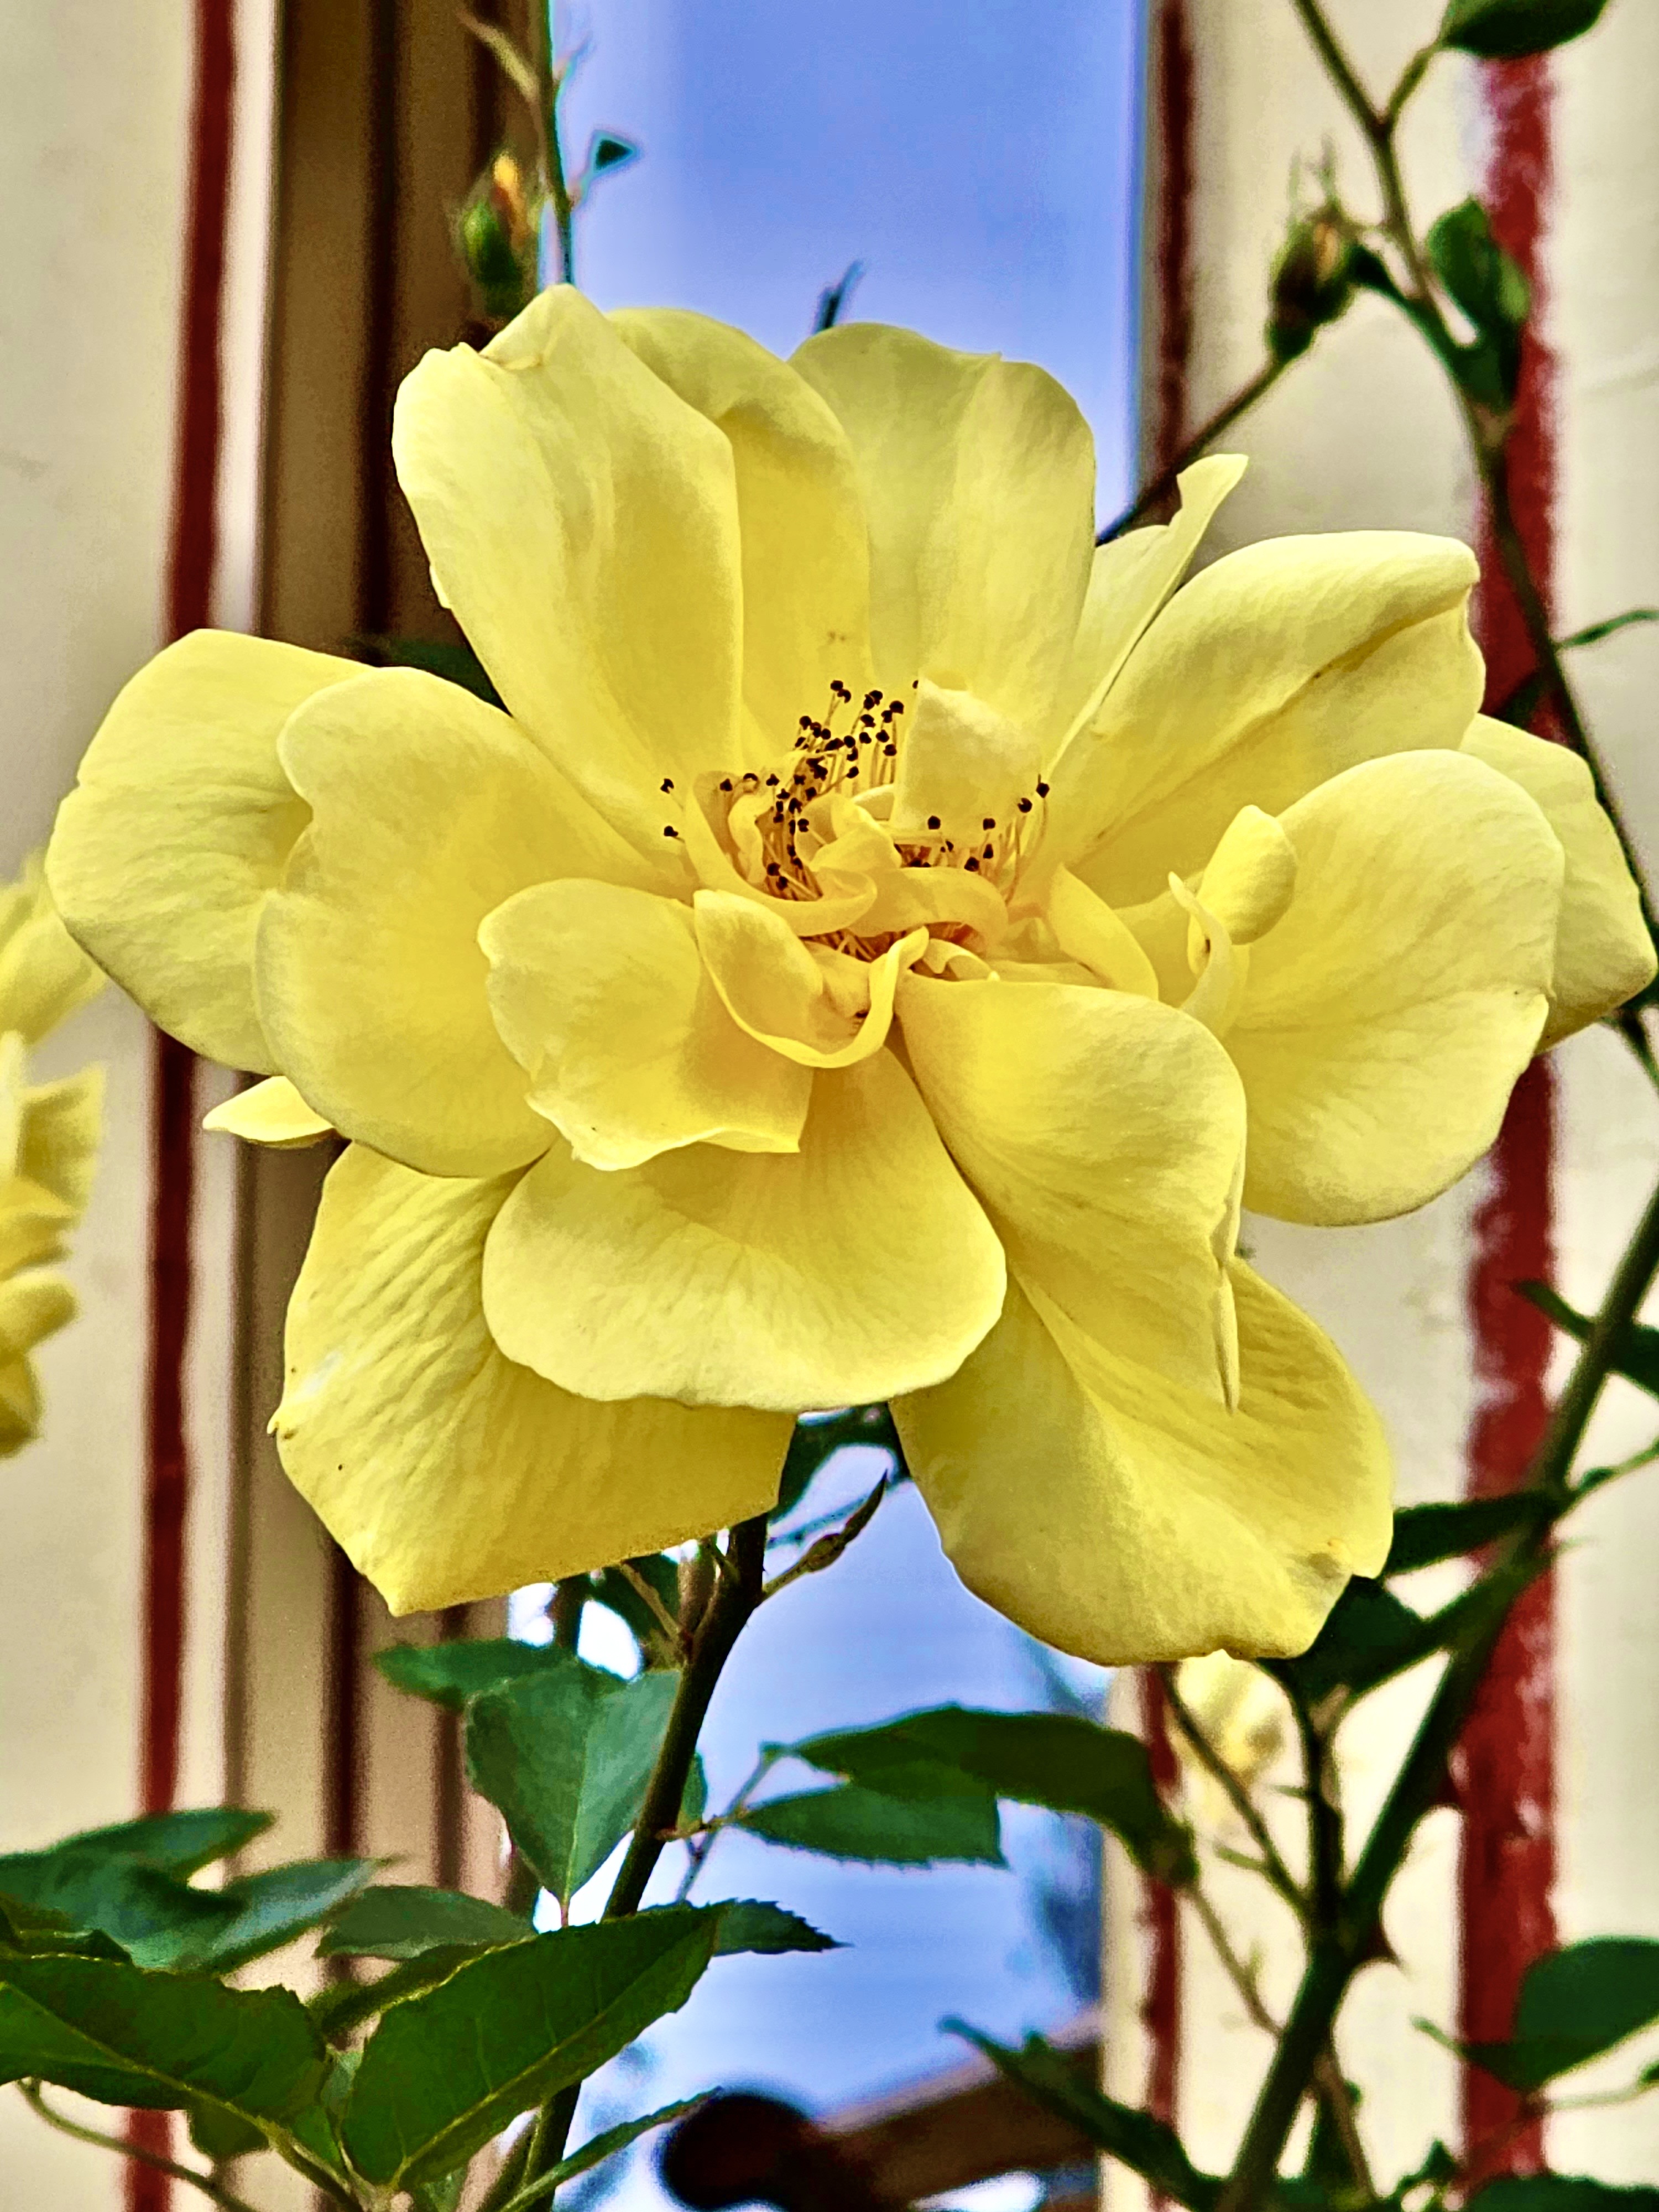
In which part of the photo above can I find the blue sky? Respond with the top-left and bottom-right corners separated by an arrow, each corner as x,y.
538,4 -> 1149,2199
561,0 -> 1146,504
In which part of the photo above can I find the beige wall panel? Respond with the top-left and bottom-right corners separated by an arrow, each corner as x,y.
0,0 -> 192,2198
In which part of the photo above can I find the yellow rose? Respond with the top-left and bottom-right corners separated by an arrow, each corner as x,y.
45,290 -> 1652,1657
0,855 -> 104,1454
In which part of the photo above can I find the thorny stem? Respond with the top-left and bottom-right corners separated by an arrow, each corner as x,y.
1174,1700 -> 1373,2193
1218,1164 -> 1659,2209
17,2085 -> 265,2212
1156,1665 -> 1306,1919
503,1515 -> 772,2201
1188,1882 -> 1280,2038
1291,1689 -> 1373,2198
1098,358 -> 1286,542
1290,1690 -> 1344,1936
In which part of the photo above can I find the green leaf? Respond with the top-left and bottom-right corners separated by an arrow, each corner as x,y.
287,2048 -> 359,2183
1468,2185 -> 1659,2212
789,1707 -> 1194,1883
187,2100 -> 267,2162
1265,1575 -> 1506,1709
1385,1494 -> 1547,1575
507,2100 -> 706,2209
466,1666 -> 679,1906
0,1849 -> 241,1970
410,2170 -> 468,2212
586,130 -> 640,177
587,1555 -> 680,1662
319,1883 -> 532,1961
775,1405 -> 904,1521
341,1908 -> 719,2190
0,1951 -> 326,2129
1559,608 -> 1659,655
374,1635 -> 599,1713
738,1785 -> 1004,1866
308,1944 -> 502,2043
1461,1938 -> 1659,2091
1426,198 -> 1531,404
353,635 -> 504,707
681,1754 -> 708,1830
0,1895 -> 129,1961
1438,0 -> 1609,61
707,1902 -> 841,1956
1519,1280 -> 1659,1397
34,1807 -> 275,1877
947,2025 -> 1217,2210
183,1859 -> 380,1973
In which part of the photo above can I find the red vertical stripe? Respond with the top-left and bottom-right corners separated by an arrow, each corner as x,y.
129,2 -> 234,2205
1151,0 -> 1194,473
1138,1670 -> 1183,2198
1134,5 -> 1195,2173
1458,54 -> 1559,2187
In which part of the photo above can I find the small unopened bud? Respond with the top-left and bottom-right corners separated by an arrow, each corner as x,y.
1265,210 -> 1355,364
456,151 -> 541,326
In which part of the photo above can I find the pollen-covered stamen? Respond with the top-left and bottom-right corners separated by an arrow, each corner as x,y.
691,677 -> 1054,962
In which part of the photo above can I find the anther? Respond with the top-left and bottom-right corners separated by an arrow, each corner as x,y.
661,778 -> 675,792
662,825 -> 679,838
719,778 -> 733,792
982,817 -> 995,830
799,714 -> 813,729
965,855 -> 980,871
863,689 -> 881,708
1017,796 -> 1033,813
883,742 -> 897,757
927,815 -> 941,830
1036,780 -> 1050,797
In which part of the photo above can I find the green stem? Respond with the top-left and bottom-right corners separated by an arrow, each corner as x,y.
549,1574 -> 587,1651
1218,1165 -> 1659,2208
508,1514 -> 771,2201
1291,1691 -> 1343,1934
525,0 -> 576,284
1381,41 -> 1437,132
1098,357 -> 1286,543
1156,1666 -> 1306,1921
606,1516 -> 769,1916
17,2086 -> 267,2212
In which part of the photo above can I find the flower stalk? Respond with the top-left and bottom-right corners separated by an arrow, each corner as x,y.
496,1514 -> 771,2203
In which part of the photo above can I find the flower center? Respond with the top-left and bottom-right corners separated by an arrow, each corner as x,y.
663,679 -> 1051,968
